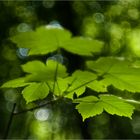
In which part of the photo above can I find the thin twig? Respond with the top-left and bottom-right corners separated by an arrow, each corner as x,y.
4,103 -> 16,139
13,99 -> 56,115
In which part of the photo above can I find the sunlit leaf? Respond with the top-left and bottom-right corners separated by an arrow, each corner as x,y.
75,95 -> 134,121
21,60 -> 46,74
87,57 -> 140,92
22,59 -> 68,82
64,70 -> 107,99
11,26 -> 71,55
22,82 -> 49,103
11,26 -> 104,56
1,77 -> 31,88
48,78 -> 68,96
63,37 -> 104,56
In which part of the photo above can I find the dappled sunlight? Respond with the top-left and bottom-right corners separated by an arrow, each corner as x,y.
128,8 -> 139,20
17,48 -> 29,59
4,89 -> 18,103
127,29 -> 140,57
30,106 -> 82,140
46,21 -> 63,30
34,108 -> 51,121
17,23 -> 32,32
93,13 -> 104,24
131,115 -> 140,134
42,0 -> 55,9
47,54 -> 64,64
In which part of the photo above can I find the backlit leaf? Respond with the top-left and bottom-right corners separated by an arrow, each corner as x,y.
48,78 -> 69,96
63,37 -> 104,56
11,26 -> 104,56
87,57 -> 140,92
22,59 -> 68,82
1,77 -> 31,88
75,95 -> 134,121
22,82 -> 49,103
11,26 -> 71,55
64,70 -> 107,99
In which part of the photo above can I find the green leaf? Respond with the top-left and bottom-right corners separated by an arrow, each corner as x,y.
22,82 -> 49,103
11,26 -> 71,55
74,95 -> 99,103
87,80 -> 107,92
22,59 -> 68,82
11,26 -> 104,56
21,60 -> 46,74
63,37 -> 104,56
75,95 -> 134,121
1,78 -> 31,88
99,95 -> 134,118
1,59 -> 68,103
64,70 -> 107,99
46,59 -> 68,79
48,78 -> 69,96
87,57 -> 140,92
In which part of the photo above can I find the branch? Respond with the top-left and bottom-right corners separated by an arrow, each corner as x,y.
13,99 -> 56,115
4,103 -> 16,139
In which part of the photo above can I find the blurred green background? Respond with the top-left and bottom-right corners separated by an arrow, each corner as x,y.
1,0 -> 140,139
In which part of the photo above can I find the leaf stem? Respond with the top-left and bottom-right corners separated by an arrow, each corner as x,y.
52,62 -> 59,95
66,79 -> 97,94
63,77 -> 77,94
124,99 -> 140,104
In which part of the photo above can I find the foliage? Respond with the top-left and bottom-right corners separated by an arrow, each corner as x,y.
74,95 -> 134,121
11,26 -> 103,56
2,26 -> 140,121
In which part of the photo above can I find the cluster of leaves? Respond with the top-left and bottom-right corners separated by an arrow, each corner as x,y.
2,25 -> 140,121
